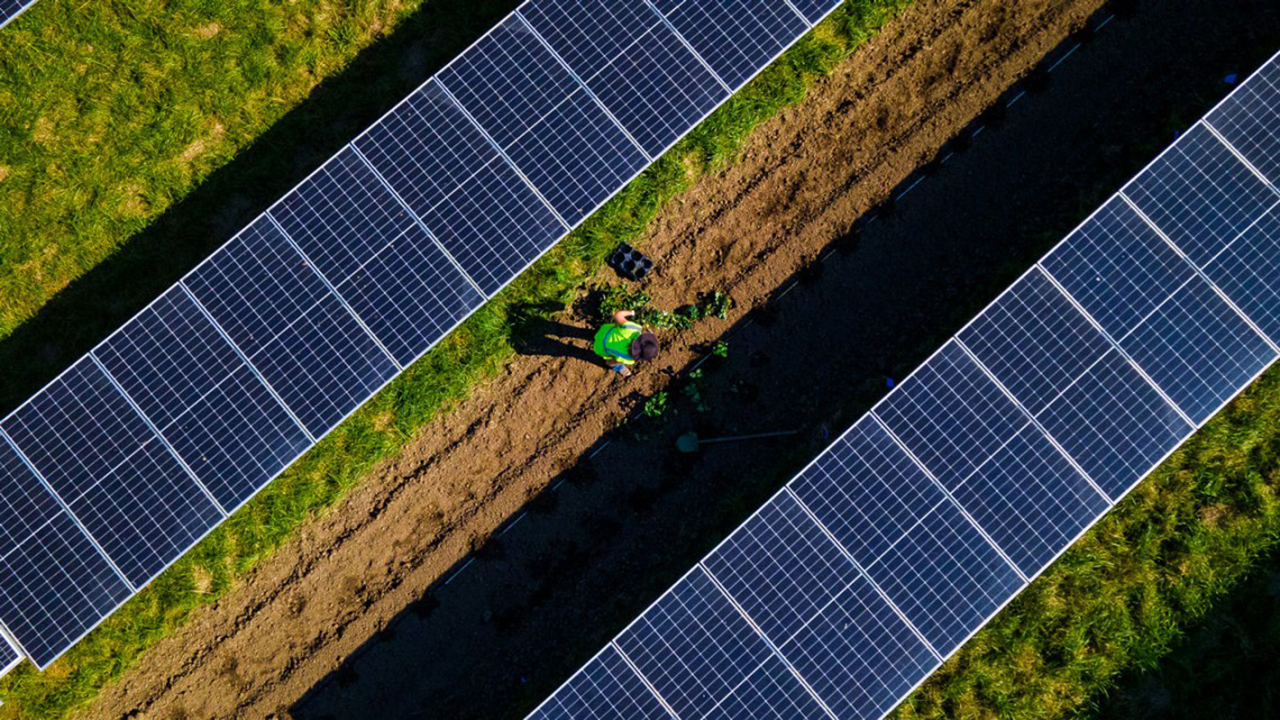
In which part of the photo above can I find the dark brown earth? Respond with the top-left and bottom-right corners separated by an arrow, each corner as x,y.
77,0 -> 1280,718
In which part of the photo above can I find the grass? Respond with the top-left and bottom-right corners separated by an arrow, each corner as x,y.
0,1 -> 913,716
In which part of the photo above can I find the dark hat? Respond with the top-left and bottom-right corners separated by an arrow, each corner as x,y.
630,332 -> 660,361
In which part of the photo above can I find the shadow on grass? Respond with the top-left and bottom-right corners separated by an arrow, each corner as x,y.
0,0 -> 522,415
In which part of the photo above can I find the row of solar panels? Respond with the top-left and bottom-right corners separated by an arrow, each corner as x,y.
0,0 -> 34,30
0,0 -> 844,673
523,51 -> 1280,720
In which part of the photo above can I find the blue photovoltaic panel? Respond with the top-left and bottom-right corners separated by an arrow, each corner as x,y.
420,158 -> 567,295
504,90 -> 648,225
1123,124 -> 1276,265
355,80 -> 502,219
1041,196 -> 1195,339
874,341 -> 1028,489
529,646 -> 671,720
788,0 -> 843,25
616,567 -> 774,720
270,147 -> 416,284
860,500 -> 1023,656
1037,350 -> 1192,501
959,267 -> 1113,414
0,511 -> 132,668
0,0 -> 34,29
438,14 -> 580,149
651,0 -> 808,90
0,441 -> 128,669
702,654 -> 830,720
1,359 -> 222,587
64,440 -> 221,587
1208,59 -> 1280,185
185,218 -> 398,437
703,490 -> 859,645
334,224 -> 484,366
1202,205 -> 1280,342
1118,275 -> 1276,424
95,287 -> 311,510
1,632 -> 18,675
521,0 -> 728,157
780,577 -> 939,720
0,437 -> 65,560
949,426 -> 1108,577
440,13 -> 647,225
789,417 -> 946,568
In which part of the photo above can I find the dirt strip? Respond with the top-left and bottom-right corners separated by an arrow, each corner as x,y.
69,0 -> 1200,717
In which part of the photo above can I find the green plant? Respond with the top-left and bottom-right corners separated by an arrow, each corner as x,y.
642,391 -> 670,418
712,341 -> 730,359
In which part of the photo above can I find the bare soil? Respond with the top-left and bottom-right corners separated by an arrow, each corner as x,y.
77,0 -> 1280,718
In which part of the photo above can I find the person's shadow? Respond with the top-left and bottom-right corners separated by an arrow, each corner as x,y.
509,301 -> 604,368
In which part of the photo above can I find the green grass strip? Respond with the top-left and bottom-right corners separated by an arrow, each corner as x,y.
0,1 -> 911,716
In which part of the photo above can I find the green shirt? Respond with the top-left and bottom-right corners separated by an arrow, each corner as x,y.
593,322 -> 642,366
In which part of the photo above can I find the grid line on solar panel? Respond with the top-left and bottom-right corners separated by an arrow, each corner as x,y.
774,576 -> 940,720
1114,273 -> 1276,425
528,645 -> 674,720
872,341 -> 1031,492
345,138 -> 489,300
268,147 -> 417,285
1034,348 -> 1193,501
1206,58 -> 1280,185
649,0 -> 809,91
514,9 -> 653,162
1201,121 -> 1280,196
1201,204 -> 1280,344
265,215 -> 403,372
185,218 -> 399,438
1,629 -> 19,676
0,483 -> 133,667
615,566 -> 791,720
1117,192 -> 1280,356
855,496 -> 1025,656
641,0 -> 733,93
521,0 -> 728,157
177,282 -> 317,444
87,353 -> 229,515
702,490 -> 860,649
1120,124 -> 1276,266
700,653 -> 832,720
951,336 -> 1111,507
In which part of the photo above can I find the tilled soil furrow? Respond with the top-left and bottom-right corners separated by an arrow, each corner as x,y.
77,0 -> 1110,717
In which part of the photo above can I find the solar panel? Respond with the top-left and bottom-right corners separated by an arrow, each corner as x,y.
528,646 -> 673,720
1,629 -> 18,677
1201,205 -> 1280,342
184,217 -> 399,438
0,0 -> 844,670
0,441 -> 131,668
526,48 -> 1280,720
521,0 -> 728,157
1123,124 -> 1275,265
0,0 -> 35,30
1207,59 -> 1280,186
649,0 -> 809,91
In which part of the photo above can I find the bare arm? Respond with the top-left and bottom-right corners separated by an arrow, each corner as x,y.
613,309 -> 636,325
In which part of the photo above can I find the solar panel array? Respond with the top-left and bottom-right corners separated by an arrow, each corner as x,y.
0,0 -> 35,30
0,0 -> 842,673
524,50 -> 1280,720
